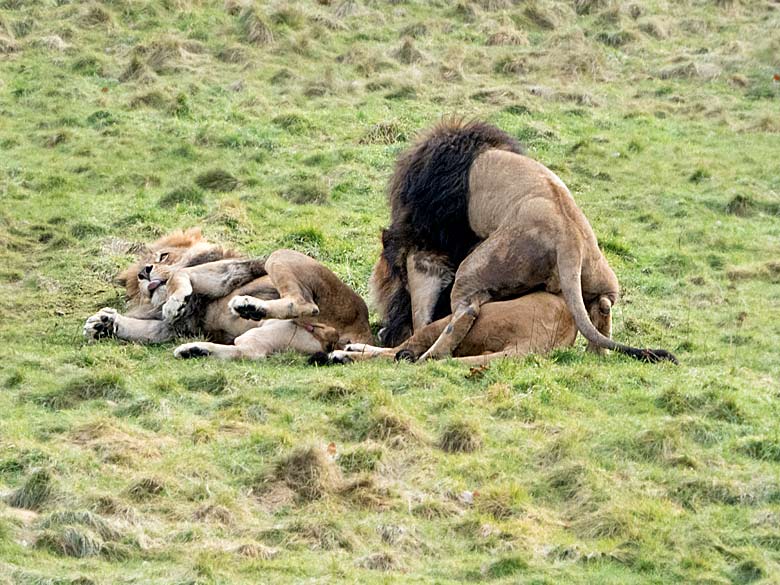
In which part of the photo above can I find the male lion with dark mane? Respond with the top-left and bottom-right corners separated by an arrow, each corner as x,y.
371,119 -> 677,364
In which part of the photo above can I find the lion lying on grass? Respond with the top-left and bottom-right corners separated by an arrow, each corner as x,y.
83,229 -> 373,358
320,291 -> 577,366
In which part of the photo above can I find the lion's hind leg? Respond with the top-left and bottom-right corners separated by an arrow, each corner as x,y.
418,227 -> 547,361
229,251 -> 322,321
175,319 -> 322,360
418,300 -> 483,361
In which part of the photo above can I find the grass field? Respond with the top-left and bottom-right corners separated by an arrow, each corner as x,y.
1,0 -> 780,583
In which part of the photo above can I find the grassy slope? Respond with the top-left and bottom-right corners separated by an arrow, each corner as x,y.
1,0 -> 779,583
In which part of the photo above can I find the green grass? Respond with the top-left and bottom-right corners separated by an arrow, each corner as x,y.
1,0 -> 779,583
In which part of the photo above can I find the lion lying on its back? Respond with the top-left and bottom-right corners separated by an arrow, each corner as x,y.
85,228 -> 275,344
84,229 -> 373,358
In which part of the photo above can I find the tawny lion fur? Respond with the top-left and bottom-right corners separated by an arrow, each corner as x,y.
84,230 -> 372,359
328,291 -> 577,366
373,119 -> 677,364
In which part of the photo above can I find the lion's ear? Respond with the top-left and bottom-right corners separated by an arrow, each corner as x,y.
183,227 -> 203,241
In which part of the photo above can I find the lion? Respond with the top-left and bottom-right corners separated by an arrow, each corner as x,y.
84,230 -> 373,359
372,119 -> 678,364
169,249 -> 373,360
84,228 -> 274,344
319,291 -> 577,366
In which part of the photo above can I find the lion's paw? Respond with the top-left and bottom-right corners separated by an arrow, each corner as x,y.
328,350 -> 354,365
229,295 -> 267,321
83,308 -> 119,341
162,294 -> 189,323
174,343 -> 211,359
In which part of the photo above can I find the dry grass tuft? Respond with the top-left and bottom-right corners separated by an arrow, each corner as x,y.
195,169 -> 239,192
440,63 -> 465,82
747,115 -> 780,134
438,420 -> 483,453
35,35 -> 70,53
314,382 -> 356,401
70,420 -> 165,466
393,37 -> 424,64
411,498 -> 460,519
35,526 -> 103,558
136,37 -> 205,75
193,504 -> 233,524
279,178 -> 329,205
208,197 -> 251,231
596,28 -> 636,47
356,551 -> 401,571
338,442 -> 384,473
79,4 -> 114,28
476,484 -> 527,519
7,469 -> 54,511
182,372 -> 229,394
400,22 -> 427,38
452,1 -> 478,22
524,2 -> 562,30
494,54 -> 528,75
235,542 -> 279,559
0,28 -> 18,53
574,0 -> 607,15
376,523 -> 422,550
216,45 -> 249,63
544,30 -> 604,76
334,0 -> 359,19
36,372 -> 129,409
726,261 -> 780,284
726,194 -> 755,217
573,502 -> 637,539
271,6 -> 306,29
365,408 -> 421,446
273,445 -> 342,501
339,475 -> 393,510
129,90 -> 170,109
90,495 -> 138,522
658,59 -> 721,80
638,16 -> 670,39
240,5 -> 274,46
285,518 -> 356,550
477,0 -> 513,10
486,28 -> 528,46
119,55 -> 158,84
127,477 -> 166,501
38,510 -> 121,541
359,121 -> 406,145
224,0 -> 251,15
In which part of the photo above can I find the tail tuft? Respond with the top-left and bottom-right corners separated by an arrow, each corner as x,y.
621,346 -> 679,365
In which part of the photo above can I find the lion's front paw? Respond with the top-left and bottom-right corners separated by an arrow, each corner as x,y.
162,294 -> 189,322
228,295 -> 267,321
84,308 -> 119,341
174,343 -> 211,359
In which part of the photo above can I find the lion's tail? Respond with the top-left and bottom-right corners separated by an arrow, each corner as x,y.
557,249 -> 678,365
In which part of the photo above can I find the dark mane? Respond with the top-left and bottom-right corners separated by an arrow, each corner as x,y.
375,119 -> 523,344
385,118 -> 523,270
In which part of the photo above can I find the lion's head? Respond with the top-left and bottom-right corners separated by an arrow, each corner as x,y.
116,228 -> 241,311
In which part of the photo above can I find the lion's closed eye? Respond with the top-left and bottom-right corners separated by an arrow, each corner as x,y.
157,251 -> 170,262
